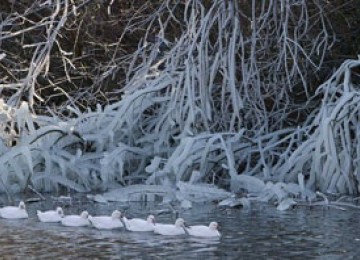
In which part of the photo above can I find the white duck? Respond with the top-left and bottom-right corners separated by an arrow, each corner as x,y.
0,201 -> 28,219
61,211 -> 90,227
153,218 -> 187,236
122,214 -> 155,232
37,207 -> 64,223
186,222 -> 221,238
88,210 -> 124,230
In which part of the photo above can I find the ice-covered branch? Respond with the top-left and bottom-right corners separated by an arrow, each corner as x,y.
0,0 -> 358,205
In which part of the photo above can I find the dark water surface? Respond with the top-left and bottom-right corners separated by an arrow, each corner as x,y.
0,195 -> 359,259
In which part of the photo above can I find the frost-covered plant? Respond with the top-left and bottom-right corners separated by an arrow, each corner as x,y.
283,59 -> 360,195
0,0 -> 356,205
0,99 -> 15,150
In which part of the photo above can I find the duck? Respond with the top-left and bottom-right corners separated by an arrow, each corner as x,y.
88,210 -> 123,230
185,222 -> 221,238
153,218 -> 187,236
122,214 -> 155,232
37,207 -> 64,223
61,211 -> 90,227
0,201 -> 28,219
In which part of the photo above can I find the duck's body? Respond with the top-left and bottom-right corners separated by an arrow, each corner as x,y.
0,201 -> 28,219
123,215 -> 155,232
61,211 -> 90,227
154,218 -> 186,236
89,210 -> 123,230
186,222 -> 221,238
37,207 -> 64,223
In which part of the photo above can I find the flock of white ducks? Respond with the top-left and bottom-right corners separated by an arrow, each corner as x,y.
0,201 -> 221,238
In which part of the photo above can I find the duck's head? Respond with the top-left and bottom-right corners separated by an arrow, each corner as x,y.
19,201 -> 26,210
147,214 -> 155,224
111,210 -> 122,219
56,207 -> 64,217
175,218 -> 187,228
209,222 -> 219,230
80,211 -> 89,219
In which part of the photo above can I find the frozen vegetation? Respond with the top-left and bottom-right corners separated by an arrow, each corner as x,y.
0,0 -> 359,208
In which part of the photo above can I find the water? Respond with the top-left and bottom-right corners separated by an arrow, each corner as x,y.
0,195 -> 359,259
